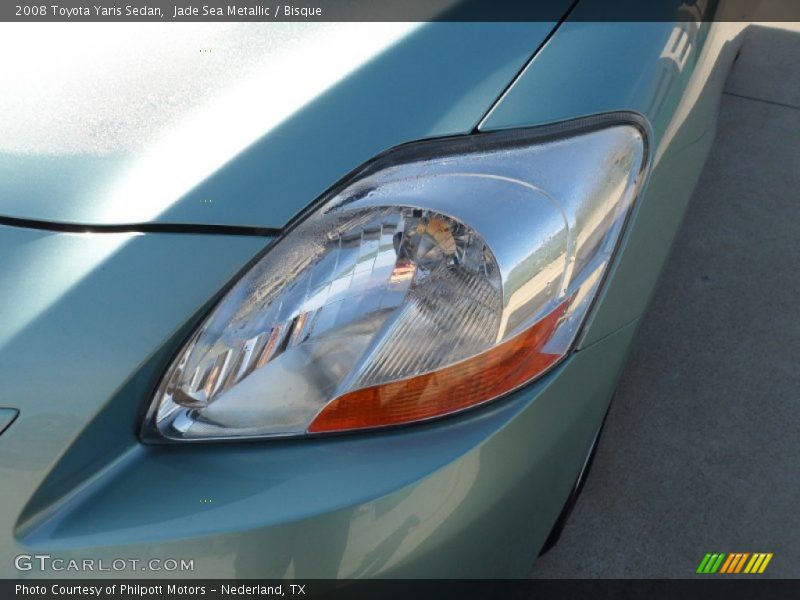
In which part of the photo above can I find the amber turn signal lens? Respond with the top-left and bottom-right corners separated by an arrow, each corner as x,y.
308,299 -> 571,433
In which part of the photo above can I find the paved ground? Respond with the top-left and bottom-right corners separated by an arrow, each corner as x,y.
530,23 -> 800,578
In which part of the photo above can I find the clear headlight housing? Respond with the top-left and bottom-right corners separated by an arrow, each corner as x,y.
143,114 -> 648,442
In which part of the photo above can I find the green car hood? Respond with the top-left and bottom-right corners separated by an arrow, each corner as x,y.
0,20 -> 569,229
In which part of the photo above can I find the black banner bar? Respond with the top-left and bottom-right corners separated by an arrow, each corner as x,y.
3,0 -> 800,22
5,580 -> 800,600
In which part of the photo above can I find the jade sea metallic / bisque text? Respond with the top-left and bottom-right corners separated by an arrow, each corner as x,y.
173,4 -> 323,17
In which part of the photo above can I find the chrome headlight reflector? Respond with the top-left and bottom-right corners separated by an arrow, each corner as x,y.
144,115 -> 648,441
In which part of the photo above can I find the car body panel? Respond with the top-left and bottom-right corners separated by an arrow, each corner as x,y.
0,9 -> 747,579
0,21 -> 566,229
480,14 -> 744,347
4,291 -> 636,577
0,225 -> 268,571
0,410 -> 18,437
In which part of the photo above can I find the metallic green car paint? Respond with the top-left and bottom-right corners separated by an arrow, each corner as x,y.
0,226 -> 269,572
0,21 -> 565,229
578,21 -> 744,347
0,10 -> 745,580
0,410 -> 18,437
4,304 -> 637,577
480,12 -> 745,348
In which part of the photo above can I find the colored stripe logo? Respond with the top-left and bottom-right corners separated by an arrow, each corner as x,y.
697,552 -> 773,574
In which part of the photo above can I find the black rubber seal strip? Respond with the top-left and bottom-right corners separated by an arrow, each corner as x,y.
0,215 -> 279,237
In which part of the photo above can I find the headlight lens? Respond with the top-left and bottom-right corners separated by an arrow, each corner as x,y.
143,114 -> 648,441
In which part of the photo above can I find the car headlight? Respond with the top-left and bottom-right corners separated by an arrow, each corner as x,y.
142,113 -> 648,442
